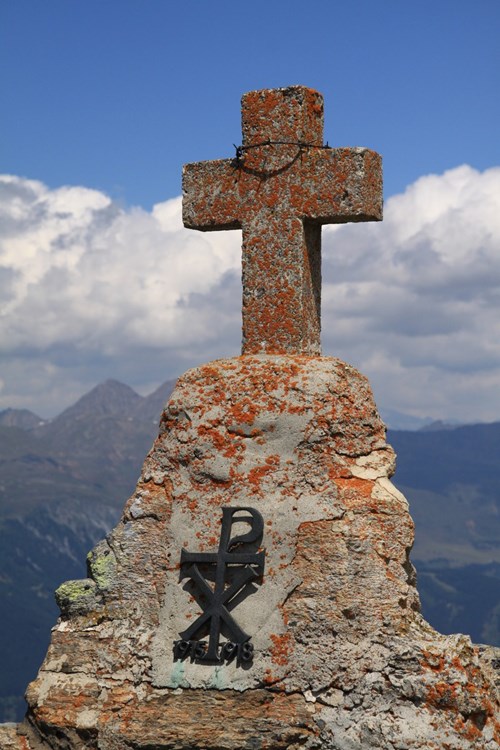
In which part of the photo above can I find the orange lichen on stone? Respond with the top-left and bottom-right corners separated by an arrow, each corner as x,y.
98,684 -> 318,749
421,650 -> 446,673
420,649 -> 500,744
425,680 -> 461,709
269,632 -> 293,666
335,477 -> 375,500
229,397 -> 259,424
247,455 -> 281,492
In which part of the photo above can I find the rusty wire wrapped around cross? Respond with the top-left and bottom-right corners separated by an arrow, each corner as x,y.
182,85 -> 383,355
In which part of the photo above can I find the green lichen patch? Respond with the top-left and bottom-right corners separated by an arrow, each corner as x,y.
55,578 -> 99,617
87,539 -> 117,591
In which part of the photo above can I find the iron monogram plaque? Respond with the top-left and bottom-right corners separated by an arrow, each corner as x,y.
174,506 -> 265,665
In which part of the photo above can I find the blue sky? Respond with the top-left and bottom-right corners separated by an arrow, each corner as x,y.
1,0 -> 500,424
3,0 -> 499,207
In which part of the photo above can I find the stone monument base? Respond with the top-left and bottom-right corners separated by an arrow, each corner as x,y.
5,356 -> 499,749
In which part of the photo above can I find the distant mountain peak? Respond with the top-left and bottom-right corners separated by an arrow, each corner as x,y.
54,379 -> 143,422
136,378 -> 178,422
379,408 -> 435,431
418,419 -> 463,432
0,407 -> 44,430
0,377 -> 179,437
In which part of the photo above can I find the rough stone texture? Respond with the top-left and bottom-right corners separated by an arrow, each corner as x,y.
183,87 -> 382,356
9,356 -> 499,749
0,725 -> 28,749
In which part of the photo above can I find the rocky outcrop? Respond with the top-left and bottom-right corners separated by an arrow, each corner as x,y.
6,356 -> 499,748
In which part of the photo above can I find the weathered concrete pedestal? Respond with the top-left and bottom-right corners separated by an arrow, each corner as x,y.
7,356 -> 499,749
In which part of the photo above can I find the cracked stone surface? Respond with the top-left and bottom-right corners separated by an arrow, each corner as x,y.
6,356 -> 499,749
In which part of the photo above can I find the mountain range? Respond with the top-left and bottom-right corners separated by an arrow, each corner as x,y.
0,378 -> 499,722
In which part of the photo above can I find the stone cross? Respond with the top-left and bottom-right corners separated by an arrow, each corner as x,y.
182,86 -> 382,355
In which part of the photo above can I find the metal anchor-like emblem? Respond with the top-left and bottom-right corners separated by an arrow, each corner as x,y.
174,506 -> 265,664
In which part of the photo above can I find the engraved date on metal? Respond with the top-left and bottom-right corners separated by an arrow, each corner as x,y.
173,638 -> 254,664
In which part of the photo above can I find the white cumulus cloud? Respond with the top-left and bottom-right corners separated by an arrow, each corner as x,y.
322,164 -> 500,421
1,165 -> 499,423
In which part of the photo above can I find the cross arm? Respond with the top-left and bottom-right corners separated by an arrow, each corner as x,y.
295,147 -> 383,224
182,159 -> 242,231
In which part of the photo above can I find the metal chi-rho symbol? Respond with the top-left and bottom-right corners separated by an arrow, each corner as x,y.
174,507 -> 265,665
